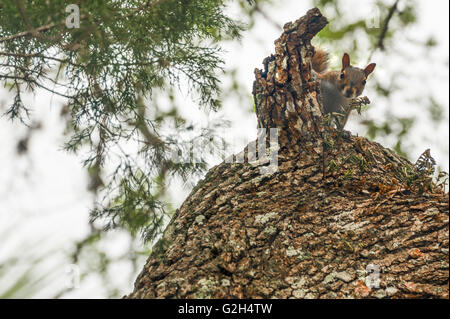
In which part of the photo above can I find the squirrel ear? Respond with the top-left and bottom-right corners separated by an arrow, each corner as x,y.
341,53 -> 350,71
364,63 -> 376,76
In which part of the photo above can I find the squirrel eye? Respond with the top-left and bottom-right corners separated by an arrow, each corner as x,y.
362,80 -> 366,85
340,72 -> 345,79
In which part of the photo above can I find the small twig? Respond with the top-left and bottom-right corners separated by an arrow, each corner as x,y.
1,74 -> 77,100
0,20 -> 63,43
0,51 -> 83,67
135,101 -> 165,148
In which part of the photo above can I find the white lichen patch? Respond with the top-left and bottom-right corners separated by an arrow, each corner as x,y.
332,209 -> 370,232
286,100 -> 296,113
282,56 -> 288,69
322,272 -> 336,284
268,61 -> 276,73
264,225 -> 278,235
255,212 -> 278,224
356,269 -> 366,280
332,210 -> 355,222
215,195 -> 228,206
286,246 -> 307,260
294,118 -> 303,132
424,207 -> 439,216
195,214 -> 206,225
285,276 -> 307,290
304,292 -> 316,299
385,286 -> 398,296
221,279 -> 231,287
335,271 -> 353,283
195,278 -> 218,299
293,277 -> 307,289
292,289 -> 306,298
374,290 -> 387,299
256,191 -> 267,197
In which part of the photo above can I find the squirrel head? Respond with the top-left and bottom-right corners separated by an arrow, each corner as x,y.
338,53 -> 376,99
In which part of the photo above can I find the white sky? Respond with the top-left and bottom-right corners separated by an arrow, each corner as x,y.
0,0 -> 448,298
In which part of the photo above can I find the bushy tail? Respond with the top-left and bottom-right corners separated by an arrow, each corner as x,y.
311,46 -> 328,74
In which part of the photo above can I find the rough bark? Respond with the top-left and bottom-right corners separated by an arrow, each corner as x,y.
126,8 -> 449,299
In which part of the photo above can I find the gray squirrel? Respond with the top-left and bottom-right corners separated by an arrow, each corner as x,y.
311,47 -> 376,129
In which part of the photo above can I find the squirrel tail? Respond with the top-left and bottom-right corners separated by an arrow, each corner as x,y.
311,46 -> 328,74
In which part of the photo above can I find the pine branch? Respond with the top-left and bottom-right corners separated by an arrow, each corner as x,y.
0,0 -> 166,44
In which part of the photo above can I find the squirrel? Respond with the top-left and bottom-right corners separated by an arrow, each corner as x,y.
311,47 -> 376,130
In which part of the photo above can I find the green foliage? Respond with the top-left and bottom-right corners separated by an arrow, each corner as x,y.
90,168 -> 168,240
0,0 -> 258,243
0,2 -> 271,296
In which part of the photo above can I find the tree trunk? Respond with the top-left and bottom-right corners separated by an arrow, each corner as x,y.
126,8 -> 449,299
